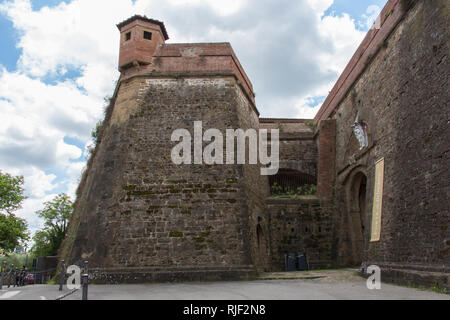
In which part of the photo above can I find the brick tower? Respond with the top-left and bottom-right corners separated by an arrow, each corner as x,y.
58,16 -> 270,283
117,15 -> 169,71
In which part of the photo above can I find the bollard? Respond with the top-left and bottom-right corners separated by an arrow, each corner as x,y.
81,261 -> 89,301
59,260 -> 66,291
21,269 -> 25,287
0,261 -> 6,290
13,269 -> 17,287
18,270 -> 22,287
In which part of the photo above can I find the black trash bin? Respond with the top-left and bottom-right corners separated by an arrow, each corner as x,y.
285,253 -> 297,272
297,252 -> 309,271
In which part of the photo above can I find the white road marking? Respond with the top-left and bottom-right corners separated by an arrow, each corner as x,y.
0,291 -> 20,299
40,296 -> 47,300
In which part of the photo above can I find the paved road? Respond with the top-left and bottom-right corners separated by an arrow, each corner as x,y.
0,277 -> 448,300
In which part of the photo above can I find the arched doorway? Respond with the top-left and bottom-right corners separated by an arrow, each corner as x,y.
346,169 -> 368,266
256,224 -> 268,270
358,176 -> 367,235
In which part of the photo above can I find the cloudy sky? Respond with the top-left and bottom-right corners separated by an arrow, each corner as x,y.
0,0 -> 387,238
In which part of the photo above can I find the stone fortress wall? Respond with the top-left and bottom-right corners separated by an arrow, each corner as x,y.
59,0 -> 449,289
314,0 -> 449,289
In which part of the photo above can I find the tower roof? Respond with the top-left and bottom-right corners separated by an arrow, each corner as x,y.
117,15 -> 169,40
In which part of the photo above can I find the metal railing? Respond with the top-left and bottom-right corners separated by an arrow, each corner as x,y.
0,262 -> 44,288
1,259 -> 90,300
269,169 -> 317,195
57,260 -> 89,300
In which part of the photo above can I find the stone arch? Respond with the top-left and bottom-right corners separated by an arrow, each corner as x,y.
278,160 -> 317,179
255,222 -> 269,272
269,168 -> 316,195
343,166 -> 369,266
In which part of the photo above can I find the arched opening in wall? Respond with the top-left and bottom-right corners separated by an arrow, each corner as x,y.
256,224 -> 267,270
347,170 -> 368,266
269,169 -> 317,196
358,176 -> 367,234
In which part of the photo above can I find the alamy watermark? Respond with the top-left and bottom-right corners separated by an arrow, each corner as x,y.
66,265 -> 81,289
171,121 -> 280,176
366,265 -> 381,290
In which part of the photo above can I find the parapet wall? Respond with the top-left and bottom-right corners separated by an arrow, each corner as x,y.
260,119 -> 317,177
120,43 -> 256,106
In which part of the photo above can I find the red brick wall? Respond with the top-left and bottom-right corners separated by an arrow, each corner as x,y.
317,120 -> 336,201
119,42 -> 257,106
118,19 -> 166,70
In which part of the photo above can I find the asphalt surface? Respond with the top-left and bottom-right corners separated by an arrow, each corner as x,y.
0,271 -> 448,300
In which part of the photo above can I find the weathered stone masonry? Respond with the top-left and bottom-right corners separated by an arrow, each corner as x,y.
267,197 -> 333,271
315,0 -> 449,290
60,0 -> 448,289
59,15 -> 270,281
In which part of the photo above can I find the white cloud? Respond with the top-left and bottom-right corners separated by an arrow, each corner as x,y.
296,97 -> 325,120
0,69 -> 98,153
306,0 -> 334,15
362,5 -> 382,29
0,0 -> 376,238
19,194 -> 57,232
165,0 -> 246,16
317,13 -> 366,74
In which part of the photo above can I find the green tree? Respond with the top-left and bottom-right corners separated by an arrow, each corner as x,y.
0,214 -> 29,253
31,194 -> 73,257
0,171 -> 26,215
0,171 -> 29,253
91,120 -> 103,143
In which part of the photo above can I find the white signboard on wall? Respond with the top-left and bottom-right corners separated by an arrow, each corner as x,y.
371,158 -> 385,242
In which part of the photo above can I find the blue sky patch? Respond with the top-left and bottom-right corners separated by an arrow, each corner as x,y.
325,0 -> 387,30
40,67 -> 84,86
30,0 -> 67,11
64,136 -> 86,161
0,13 -> 21,71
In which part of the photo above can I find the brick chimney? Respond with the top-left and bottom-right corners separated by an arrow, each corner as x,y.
117,15 -> 169,71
